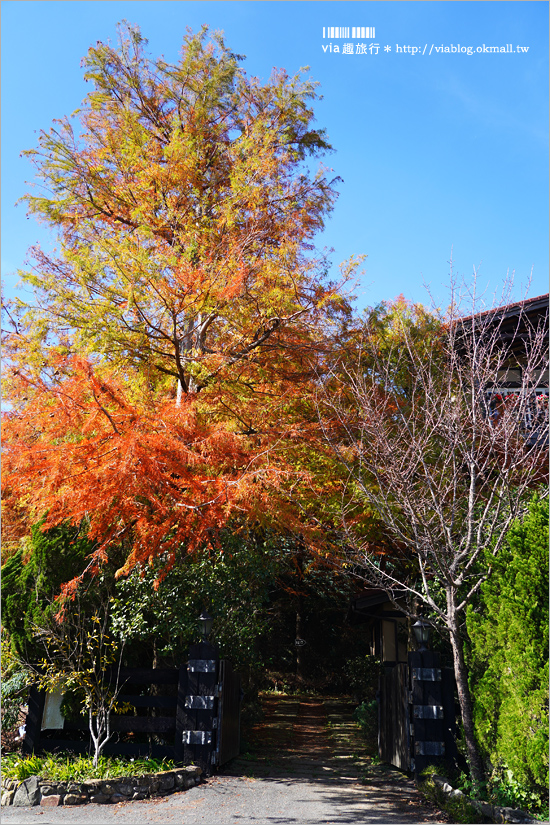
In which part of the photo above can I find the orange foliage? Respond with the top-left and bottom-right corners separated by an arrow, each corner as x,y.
1,356 -> 329,582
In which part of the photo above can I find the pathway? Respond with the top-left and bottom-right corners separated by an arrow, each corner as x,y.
1,694 -> 449,824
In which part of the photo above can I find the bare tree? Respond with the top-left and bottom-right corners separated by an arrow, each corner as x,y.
318,277 -> 548,786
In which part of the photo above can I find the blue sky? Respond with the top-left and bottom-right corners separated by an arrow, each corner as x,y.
2,1 -> 548,313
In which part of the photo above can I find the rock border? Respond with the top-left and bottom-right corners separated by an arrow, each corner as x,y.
429,774 -> 540,824
1,765 -> 202,808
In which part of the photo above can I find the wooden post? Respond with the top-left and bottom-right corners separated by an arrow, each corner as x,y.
408,650 -> 445,778
182,641 -> 219,776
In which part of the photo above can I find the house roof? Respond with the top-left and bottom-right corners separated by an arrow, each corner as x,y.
458,293 -> 549,325
455,293 -> 549,356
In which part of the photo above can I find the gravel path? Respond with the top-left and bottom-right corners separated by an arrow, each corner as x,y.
1,695 -> 449,824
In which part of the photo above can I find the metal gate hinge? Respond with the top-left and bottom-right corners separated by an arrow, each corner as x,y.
413,705 -> 444,719
412,667 -> 442,681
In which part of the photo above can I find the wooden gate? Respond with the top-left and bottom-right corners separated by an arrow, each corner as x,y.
24,667 -> 181,760
379,653 -> 458,776
216,659 -> 241,766
378,662 -> 409,770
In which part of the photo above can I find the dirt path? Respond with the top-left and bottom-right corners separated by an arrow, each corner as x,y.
221,694 -> 449,819
1,694 -> 449,824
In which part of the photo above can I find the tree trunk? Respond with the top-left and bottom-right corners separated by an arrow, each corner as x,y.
90,704 -> 110,768
447,592 -> 484,789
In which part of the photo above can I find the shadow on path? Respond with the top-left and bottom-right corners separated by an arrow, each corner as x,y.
217,693 -> 450,822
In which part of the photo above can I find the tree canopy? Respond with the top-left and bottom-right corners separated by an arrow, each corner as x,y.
2,23 -> 356,581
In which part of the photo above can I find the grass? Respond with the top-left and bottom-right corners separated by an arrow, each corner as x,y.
0,752 -> 176,783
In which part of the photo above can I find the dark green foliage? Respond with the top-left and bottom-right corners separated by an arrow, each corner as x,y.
109,530 -> 280,671
466,495 -> 549,795
353,698 -> 378,747
253,546 -> 373,689
344,654 -> 380,703
1,629 -> 32,732
1,521 -> 95,660
109,530 -> 371,691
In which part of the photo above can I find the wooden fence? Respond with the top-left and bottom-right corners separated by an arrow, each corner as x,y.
23,652 -> 241,772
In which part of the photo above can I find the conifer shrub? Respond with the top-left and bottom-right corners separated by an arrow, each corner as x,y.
466,495 -> 549,805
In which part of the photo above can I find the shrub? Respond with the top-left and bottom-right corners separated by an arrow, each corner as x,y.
466,495 -> 549,797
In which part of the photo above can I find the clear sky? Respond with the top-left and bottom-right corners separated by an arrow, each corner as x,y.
2,1 -> 548,313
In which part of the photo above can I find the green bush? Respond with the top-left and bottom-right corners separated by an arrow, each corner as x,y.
420,774 -> 484,824
1,629 -> 32,731
1,521 -> 103,661
466,495 -> 549,797
486,767 -> 548,815
345,654 -> 380,703
353,699 -> 378,745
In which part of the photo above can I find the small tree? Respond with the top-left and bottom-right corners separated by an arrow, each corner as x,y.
318,280 -> 548,787
32,598 -> 125,767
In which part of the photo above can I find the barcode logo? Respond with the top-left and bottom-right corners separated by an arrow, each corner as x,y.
323,27 -> 375,39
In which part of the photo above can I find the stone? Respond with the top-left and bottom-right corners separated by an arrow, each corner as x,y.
115,783 -> 134,796
40,783 -> 59,796
66,782 -> 84,793
89,793 -> 110,804
158,774 -> 175,791
63,793 -> 87,806
497,807 -> 537,824
472,800 -> 494,818
1,790 -> 15,807
110,794 -> 128,804
99,782 -> 117,795
131,791 -> 146,800
40,795 -> 61,807
174,771 -> 186,788
13,776 -> 41,807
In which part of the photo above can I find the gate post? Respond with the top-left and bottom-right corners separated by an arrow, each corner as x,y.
408,650 -> 458,778
180,641 -> 220,776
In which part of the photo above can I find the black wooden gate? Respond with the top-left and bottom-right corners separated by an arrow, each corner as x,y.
217,659 -> 241,766
379,663 -> 409,770
379,651 -> 458,776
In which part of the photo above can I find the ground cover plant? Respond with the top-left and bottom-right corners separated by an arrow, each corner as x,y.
1,752 -> 174,782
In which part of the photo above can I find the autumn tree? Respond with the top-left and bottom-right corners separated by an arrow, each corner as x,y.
2,23 -> 355,579
318,282 -> 548,788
